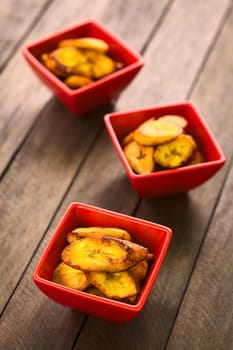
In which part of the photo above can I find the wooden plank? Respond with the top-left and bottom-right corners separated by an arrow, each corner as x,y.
0,0 -> 51,69
166,160 -> 233,350
0,0 -> 171,347
1,1 -> 231,350
165,12 -> 233,350
115,0 -> 233,110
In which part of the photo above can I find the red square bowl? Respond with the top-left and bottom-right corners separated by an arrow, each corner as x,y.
104,101 -> 225,198
33,202 -> 172,322
22,20 -> 144,116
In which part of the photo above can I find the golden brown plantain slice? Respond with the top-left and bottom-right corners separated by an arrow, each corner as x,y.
71,60 -> 93,78
52,262 -> 89,290
51,47 -> 86,71
157,115 -> 188,128
59,37 -> 109,53
85,51 -> 117,79
42,47 -> 90,78
64,75 -> 93,89
67,226 -> 132,243
154,134 -> 197,168
58,39 -> 78,48
123,140 -> 155,174
134,118 -> 183,146
129,259 -> 148,286
146,252 -> 154,263
188,149 -> 204,165
62,236 -> 148,272
122,131 -> 135,146
86,271 -> 138,300
85,286 -> 136,305
41,53 -> 67,78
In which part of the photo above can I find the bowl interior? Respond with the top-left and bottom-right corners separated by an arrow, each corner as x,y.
106,102 -> 224,165
27,20 -> 140,69
35,203 -> 172,309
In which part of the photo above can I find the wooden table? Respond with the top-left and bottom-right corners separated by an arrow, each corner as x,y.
1,1 -> 233,349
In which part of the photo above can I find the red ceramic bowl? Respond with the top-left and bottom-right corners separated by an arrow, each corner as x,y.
104,101 -> 225,198
33,202 -> 172,322
22,20 -> 144,116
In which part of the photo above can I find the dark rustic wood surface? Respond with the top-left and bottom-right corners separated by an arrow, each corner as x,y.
0,1 -> 233,349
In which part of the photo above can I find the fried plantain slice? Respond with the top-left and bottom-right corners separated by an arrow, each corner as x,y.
41,53 -> 67,78
146,252 -> 154,263
58,39 -> 78,48
157,115 -> 188,128
67,226 -> 132,243
154,134 -> 197,168
52,47 -> 83,66
84,51 -> 117,78
128,259 -> 149,287
86,285 -> 138,304
64,74 -> 93,89
134,118 -> 183,146
69,59 -> 94,78
62,236 -> 148,272
42,47 -> 91,78
86,271 -> 138,300
188,149 -> 205,165
59,37 -> 109,53
123,140 -> 155,174
122,131 -> 135,146
52,262 -> 89,290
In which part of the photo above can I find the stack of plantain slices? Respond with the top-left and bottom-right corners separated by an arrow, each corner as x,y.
41,37 -> 123,89
52,227 -> 154,304
122,115 -> 204,174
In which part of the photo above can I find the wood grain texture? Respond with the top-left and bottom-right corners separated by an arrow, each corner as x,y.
115,0 -> 232,111
166,11 -> 233,350
166,160 -> 233,350
0,0 -> 51,69
0,101 -> 103,312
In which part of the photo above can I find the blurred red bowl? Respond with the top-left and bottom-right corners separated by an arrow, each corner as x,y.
33,202 -> 172,322
22,19 -> 144,116
104,101 -> 225,198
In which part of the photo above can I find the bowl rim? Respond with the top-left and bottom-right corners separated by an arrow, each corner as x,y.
104,101 -> 226,179
21,19 -> 145,96
33,202 -> 172,312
